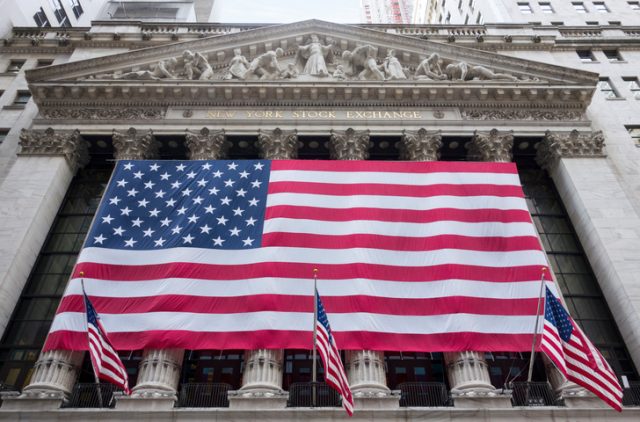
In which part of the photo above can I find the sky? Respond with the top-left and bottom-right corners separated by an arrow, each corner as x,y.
213,0 -> 363,23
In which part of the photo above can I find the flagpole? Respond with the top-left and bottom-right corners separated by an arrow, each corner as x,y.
526,267 -> 547,384
312,268 -> 318,408
81,273 -> 104,408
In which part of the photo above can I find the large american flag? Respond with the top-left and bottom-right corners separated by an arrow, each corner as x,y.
540,287 -> 623,411
46,159 -> 550,352
84,289 -> 130,394
315,289 -> 353,416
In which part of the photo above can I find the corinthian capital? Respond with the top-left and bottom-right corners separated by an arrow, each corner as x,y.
19,128 -> 89,171
468,129 -> 514,162
112,127 -> 157,160
400,129 -> 442,162
536,130 -> 606,170
185,128 -> 228,160
329,128 -> 370,160
257,128 -> 298,160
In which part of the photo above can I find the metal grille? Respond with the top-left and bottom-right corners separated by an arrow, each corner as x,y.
177,383 -> 231,408
398,382 -> 452,407
623,382 -> 640,406
287,382 -> 341,408
510,381 -> 559,406
65,383 -> 122,408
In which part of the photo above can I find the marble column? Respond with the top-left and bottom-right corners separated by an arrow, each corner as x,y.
441,129 -> 514,408
228,128 -> 295,410
185,128 -> 229,160
400,128 -> 442,162
329,128 -> 398,409
110,128 -> 183,410
536,130 -> 613,409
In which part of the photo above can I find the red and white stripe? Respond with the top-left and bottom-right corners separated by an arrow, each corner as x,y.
87,319 -> 130,394
46,160 -> 550,353
541,320 -> 623,411
316,321 -> 353,416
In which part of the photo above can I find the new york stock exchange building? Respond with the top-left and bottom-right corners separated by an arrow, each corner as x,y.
0,18 -> 640,421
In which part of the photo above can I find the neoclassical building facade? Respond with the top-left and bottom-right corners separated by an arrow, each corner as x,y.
0,19 -> 638,420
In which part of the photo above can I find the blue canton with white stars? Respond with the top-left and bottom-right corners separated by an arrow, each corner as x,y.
316,290 -> 335,343
84,292 -> 103,333
544,287 -> 573,342
86,160 -> 271,250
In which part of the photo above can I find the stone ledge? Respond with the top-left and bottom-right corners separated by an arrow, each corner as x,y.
0,390 -> 65,411
228,390 -> 289,410
115,393 -> 177,411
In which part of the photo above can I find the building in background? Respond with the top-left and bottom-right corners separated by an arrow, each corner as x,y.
0,0 -> 106,37
412,0 -> 640,25
97,0 -> 217,23
0,1 -> 639,419
361,0 -> 414,23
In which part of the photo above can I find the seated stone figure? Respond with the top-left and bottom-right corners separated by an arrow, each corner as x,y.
243,48 -> 285,80
183,50 -> 214,80
342,44 -> 385,81
414,53 -> 447,80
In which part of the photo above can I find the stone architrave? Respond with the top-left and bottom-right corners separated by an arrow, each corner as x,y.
229,128 -> 295,410
329,128 -> 370,160
0,129 -> 89,411
400,129 -> 443,161
257,128 -> 298,160
185,128 -> 228,160
443,128 -> 514,408
112,127 -> 157,161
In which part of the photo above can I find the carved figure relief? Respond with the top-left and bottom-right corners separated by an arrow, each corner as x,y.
94,58 -> 178,80
383,50 -> 407,80
342,45 -> 385,81
414,53 -> 447,80
295,35 -> 333,77
244,48 -> 285,80
223,49 -> 250,80
444,61 -> 518,81
183,50 -> 214,80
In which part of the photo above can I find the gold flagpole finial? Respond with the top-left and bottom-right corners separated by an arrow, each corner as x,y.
79,271 -> 85,276
313,268 -> 318,275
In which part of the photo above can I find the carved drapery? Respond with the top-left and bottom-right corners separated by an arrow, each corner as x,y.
19,128 -> 89,171
536,130 -> 606,170
22,350 -> 83,397
400,129 -> 443,161
112,127 -> 157,161
185,128 -> 229,160
467,129 -> 514,163
257,128 -> 298,160
329,128 -> 371,160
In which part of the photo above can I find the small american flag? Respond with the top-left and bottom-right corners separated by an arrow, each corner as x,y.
84,287 -> 130,395
540,286 -> 622,411
315,290 -> 353,416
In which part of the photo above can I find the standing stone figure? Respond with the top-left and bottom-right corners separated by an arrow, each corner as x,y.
414,53 -> 447,80
295,34 -> 333,77
244,48 -> 285,80
223,48 -> 250,80
342,44 -> 385,81
183,50 -> 214,80
382,49 -> 407,80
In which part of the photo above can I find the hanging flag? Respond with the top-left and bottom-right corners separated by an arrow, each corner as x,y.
84,287 -> 130,395
540,286 -> 623,411
45,159 -> 549,352
315,289 -> 353,416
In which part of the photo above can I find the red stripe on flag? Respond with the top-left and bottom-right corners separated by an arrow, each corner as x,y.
270,160 -> 518,174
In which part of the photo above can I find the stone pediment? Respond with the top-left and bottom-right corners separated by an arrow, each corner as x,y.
25,20 -> 598,110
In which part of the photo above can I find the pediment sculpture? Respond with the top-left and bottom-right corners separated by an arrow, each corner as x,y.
87,37 -> 534,83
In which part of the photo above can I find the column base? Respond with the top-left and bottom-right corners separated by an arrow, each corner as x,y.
354,390 -> 400,410
451,388 -> 513,408
0,390 -> 65,411
115,390 -> 177,410
228,389 -> 289,410
560,390 -> 609,408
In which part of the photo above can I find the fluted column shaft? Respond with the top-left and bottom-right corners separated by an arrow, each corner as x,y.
23,350 -> 84,396
443,129 -> 515,394
329,128 -> 389,394
238,128 -> 297,393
